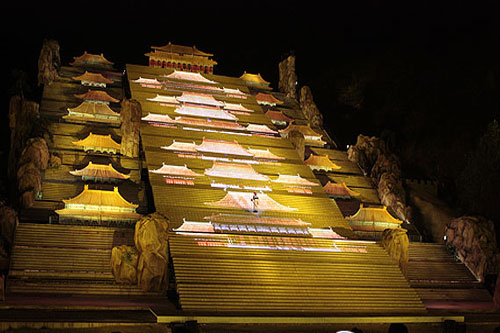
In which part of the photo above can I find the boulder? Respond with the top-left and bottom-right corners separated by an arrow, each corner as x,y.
134,213 -> 169,292
0,203 -> 18,250
137,251 -> 168,292
347,134 -> 385,173
278,55 -> 298,101
18,137 -> 49,171
8,96 -> 40,181
445,216 -> 498,282
288,130 -> 305,160
0,203 -> 18,272
37,39 -> 60,86
381,228 -> 409,276
120,99 -> 142,158
299,86 -> 323,128
110,245 -> 138,284
17,162 -> 41,208
134,213 -> 169,257
347,134 -> 410,222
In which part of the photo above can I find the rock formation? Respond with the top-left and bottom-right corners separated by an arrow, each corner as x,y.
17,162 -> 41,208
381,228 -> 409,276
299,86 -> 323,128
120,99 -> 142,158
0,203 -> 19,272
37,39 -> 60,86
278,55 -> 298,101
110,245 -> 138,284
110,213 -> 169,292
288,130 -> 305,160
445,216 -> 498,282
8,96 -> 40,181
347,134 -> 411,221
18,137 -> 49,171
16,137 -> 49,208
134,213 -> 169,292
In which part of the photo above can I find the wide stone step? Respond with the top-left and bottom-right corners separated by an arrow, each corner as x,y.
416,288 -> 493,302
170,233 -> 426,314
7,278 -> 154,296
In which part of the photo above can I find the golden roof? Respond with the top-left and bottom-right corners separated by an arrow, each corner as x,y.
73,132 -> 121,150
175,116 -> 245,130
174,105 -> 237,121
177,92 -> 224,107
265,110 -> 293,122
304,155 -> 341,169
71,51 -> 114,66
280,123 -> 323,137
323,181 -> 360,197
205,162 -> 269,181
61,185 -> 138,209
240,72 -> 271,89
164,70 -> 217,84
74,90 -> 119,103
255,92 -> 284,105
151,42 -> 214,57
72,71 -> 113,84
347,204 -> 403,225
245,124 -> 278,134
272,174 -> 318,186
197,138 -> 253,157
150,163 -> 204,177
146,52 -> 218,66
162,140 -> 197,152
246,148 -> 285,160
205,191 -> 298,212
142,113 -> 174,123
55,208 -> 140,220
69,162 -> 129,180
67,102 -> 120,117
223,103 -> 254,113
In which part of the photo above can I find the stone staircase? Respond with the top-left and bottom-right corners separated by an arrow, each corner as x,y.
170,233 -> 426,314
407,242 -> 494,308
7,223 -> 155,296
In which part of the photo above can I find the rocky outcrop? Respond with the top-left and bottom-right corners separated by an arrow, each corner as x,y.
347,135 -> 411,221
347,134 -> 385,174
37,39 -> 60,86
278,55 -> 298,101
18,137 -> 49,171
17,162 -> 41,208
16,137 -> 49,208
134,213 -> 169,292
8,96 -> 40,181
110,213 -> 170,292
288,130 -> 305,160
299,86 -> 323,128
445,216 -> 498,282
381,228 -> 409,276
110,245 -> 138,284
120,99 -> 142,158
0,203 -> 19,272
137,251 -> 168,292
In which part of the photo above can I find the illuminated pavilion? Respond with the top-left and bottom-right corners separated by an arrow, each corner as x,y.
5,45 -> 496,332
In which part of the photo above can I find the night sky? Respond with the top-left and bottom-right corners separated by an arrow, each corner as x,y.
1,1 -> 500,213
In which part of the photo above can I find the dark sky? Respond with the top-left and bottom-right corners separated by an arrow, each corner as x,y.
1,0 -> 500,149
